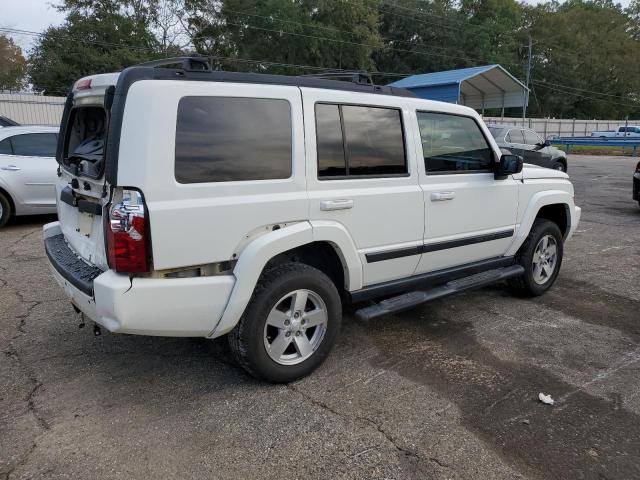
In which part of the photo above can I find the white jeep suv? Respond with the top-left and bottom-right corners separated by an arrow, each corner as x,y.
43,58 -> 581,382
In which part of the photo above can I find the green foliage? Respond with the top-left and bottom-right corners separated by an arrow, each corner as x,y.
21,0 -> 640,118
0,35 -> 26,91
527,0 -> 640,119
28,0 -> 161,94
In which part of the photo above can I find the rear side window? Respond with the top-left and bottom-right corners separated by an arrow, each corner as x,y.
417,112 -> 493,173
316,103 -> 406,178
175,97 -> 292,183
10,133 -> 57,157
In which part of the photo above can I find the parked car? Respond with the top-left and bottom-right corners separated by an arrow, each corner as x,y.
0,126 -> 59,227
634,161 -> 640,207
592,126 -> 640,138
0,116 -> 20,127
488,124 -> 568,172
43,58 -> 581,383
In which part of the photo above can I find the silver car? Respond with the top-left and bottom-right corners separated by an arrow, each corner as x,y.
0,126 -> 59,227
488,124 -> 568,172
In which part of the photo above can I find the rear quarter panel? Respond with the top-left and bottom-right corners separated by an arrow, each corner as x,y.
116,80 -> 308,271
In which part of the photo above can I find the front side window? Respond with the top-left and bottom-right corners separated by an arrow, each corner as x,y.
417,112 -> 493,173
9,133 -> 57,157
507,129 -> 525,144
0,138 -> 12,155
316,103 -> 406,178
523,129 -> 542,145
175,96 -> 292,183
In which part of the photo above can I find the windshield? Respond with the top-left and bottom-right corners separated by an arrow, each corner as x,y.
487,127 -> 504,139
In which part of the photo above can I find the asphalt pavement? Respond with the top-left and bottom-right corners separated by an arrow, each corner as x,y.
1,154 -> 639,479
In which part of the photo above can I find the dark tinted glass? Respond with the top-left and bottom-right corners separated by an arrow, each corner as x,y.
507,129 -> 524,144
175,97 -> 292,183
316,104 -> 346,177
342,106 -> 406,176
10,133 -> 57,157
0,138 -> 12,155
417,112 -> 493,173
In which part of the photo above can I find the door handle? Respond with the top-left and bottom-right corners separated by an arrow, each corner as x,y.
430,191 -> 455,202
320,199 -> 354,211
1,165 -> 21,171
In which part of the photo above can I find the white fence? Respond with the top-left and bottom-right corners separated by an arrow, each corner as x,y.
484,116 -> 626,138
0,94 -> 631,137
0,94 -> 65,126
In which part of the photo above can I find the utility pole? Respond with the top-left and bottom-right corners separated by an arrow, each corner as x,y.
523,34 -> 532,126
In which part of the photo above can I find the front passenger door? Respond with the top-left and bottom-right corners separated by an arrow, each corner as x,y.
415,112 -> 519,274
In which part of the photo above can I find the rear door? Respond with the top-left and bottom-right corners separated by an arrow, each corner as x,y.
301,88 -> 424,286
0,132 -> 57,210
414,111 -> 518,273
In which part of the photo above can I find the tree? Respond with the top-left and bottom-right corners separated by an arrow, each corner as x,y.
526,0 -> 640,119
0,35 -> 26,91
184,0 -> 381,75
28,0 -> 162,95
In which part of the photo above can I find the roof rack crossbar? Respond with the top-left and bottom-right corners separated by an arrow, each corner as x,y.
133,56 -> 212,72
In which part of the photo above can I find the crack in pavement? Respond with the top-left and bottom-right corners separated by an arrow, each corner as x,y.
287,384 -> 451,471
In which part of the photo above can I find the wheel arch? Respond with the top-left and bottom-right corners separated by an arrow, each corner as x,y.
0,185 -> 16,216
209,221 -> 362,338
506,191 -> 574,256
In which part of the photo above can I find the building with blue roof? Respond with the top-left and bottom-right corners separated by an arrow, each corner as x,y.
389,64 -> 528,116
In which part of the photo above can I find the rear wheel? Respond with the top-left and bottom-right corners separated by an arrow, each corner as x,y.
508,219 -> 564,296
228,262 -> 342,383
0,192 -> 11,228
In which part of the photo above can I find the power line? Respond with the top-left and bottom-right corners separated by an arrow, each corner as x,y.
532,79 -> 639,102
532,80 -> 640,108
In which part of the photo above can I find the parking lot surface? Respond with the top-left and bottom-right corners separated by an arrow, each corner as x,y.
1,155 -> 639,480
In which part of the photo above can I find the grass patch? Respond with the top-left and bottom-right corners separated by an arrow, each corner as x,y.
551,144 -> 638,156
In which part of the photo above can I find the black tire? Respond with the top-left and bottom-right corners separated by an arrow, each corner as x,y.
228,262 -> 342,383
508,219 -> 564,297
551,160 -> 566,172
0,191 -> 11,228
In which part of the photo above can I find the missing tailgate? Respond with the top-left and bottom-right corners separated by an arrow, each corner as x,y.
62,106 -> 107,179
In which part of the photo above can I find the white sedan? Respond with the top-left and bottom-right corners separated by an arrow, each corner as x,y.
0,126 -> 59,227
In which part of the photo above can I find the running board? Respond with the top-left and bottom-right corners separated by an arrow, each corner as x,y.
354,265 -> 525,321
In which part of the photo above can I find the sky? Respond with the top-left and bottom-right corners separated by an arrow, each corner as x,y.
0,0 -> 634,52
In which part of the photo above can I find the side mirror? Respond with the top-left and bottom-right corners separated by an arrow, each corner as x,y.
495,154 -> 523,180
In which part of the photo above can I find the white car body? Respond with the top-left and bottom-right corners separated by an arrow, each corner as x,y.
591,126 -> 640,138
43,66 -> 581,342
0,125 -> 59,217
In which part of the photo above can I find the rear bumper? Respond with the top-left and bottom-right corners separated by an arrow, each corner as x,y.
43,221 -> 235,337
633,173 -> 640,200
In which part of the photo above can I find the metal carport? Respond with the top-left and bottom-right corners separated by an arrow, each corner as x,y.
388,64 -> 528,117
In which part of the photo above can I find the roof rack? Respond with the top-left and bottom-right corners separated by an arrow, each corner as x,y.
134,56 -> 212,72
122,56 -> 414,98
300,71 -> 374,86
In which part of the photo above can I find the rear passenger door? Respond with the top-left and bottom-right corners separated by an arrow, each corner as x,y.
0,132 -> 58,209
414,111 -> 518,273
301,88 -> 424,286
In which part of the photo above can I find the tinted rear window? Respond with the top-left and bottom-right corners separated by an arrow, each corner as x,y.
10,133 -> 57,157
175,97 -> 292,183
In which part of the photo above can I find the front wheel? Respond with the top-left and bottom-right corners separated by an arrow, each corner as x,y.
228,262 -> 342,383
551,161 -> 566,172
508,219 -> 564,296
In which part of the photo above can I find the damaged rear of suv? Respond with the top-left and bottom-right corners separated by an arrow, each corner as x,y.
45,58 -> 580,383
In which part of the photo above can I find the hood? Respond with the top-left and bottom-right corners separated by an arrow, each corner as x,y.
522,163 -> 569,180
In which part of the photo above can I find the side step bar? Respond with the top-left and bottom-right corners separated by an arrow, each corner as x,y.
354,265 -> 525,321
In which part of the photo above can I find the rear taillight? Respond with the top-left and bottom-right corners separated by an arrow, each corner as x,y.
105,189 -> 150,273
